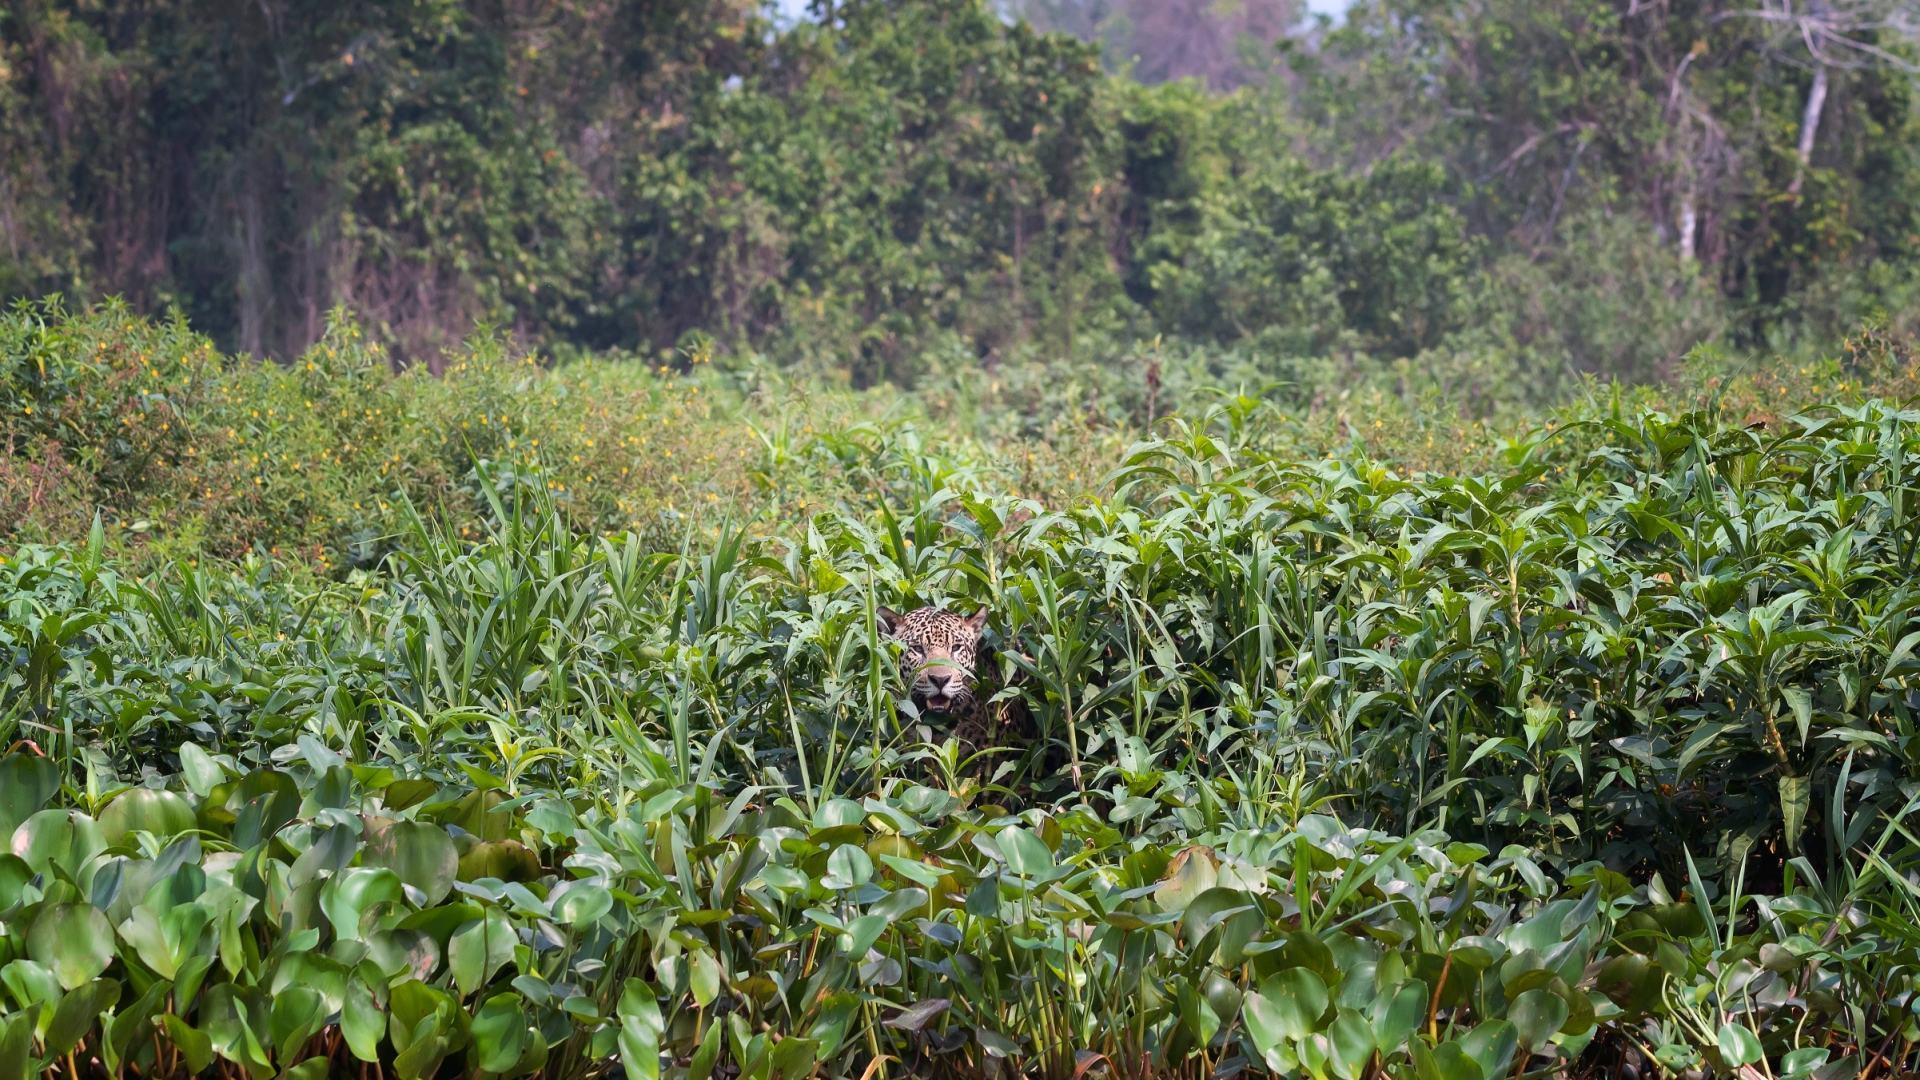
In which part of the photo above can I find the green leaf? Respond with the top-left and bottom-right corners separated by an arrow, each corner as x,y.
822,845 -> 874,890
1246,967 -> 1330,1050
341,976 -> 385,1062
163,1014 -> 216,1074
0,1013 -> 31,1080
448,908 -> 516,998
689,947 -> 722,1007
1718,1022 -> 1763,1067
1508,988 -> 1568,1051
363,819 -> 458,906
469,992 -> 530,1073
1411,1039 -> 1485,1080
13,808 -> 105,880
883,998 -> 951,1033
1326,1007 -> 1377,1079
997,826 -> 1054,878
1154,845 -> 1218,911
321,867 -> 405,942
552,883 -> 613,926
1373,979 -> 1428,1052
267,986 -> 327,1063
617,979 -> 664,1080
29,903 -> 115,989
177,744 -> 226,798
45,978 -> 121,1058
1779,773 -> 1810,853
0,754 -> 59,839
1781,686 -> 1813,745
1458,1019 -> 1518,1077
99,788 -> 199,846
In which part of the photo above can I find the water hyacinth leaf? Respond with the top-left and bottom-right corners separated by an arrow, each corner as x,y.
267,985 -> 327,1062
997,826 -> 1054,878
0,856 -> 32,911
884,998 -> 951,1032
44,978 -> 121,1058
618,979 -> 664,1080
28,903 -> 115,989
470,992 -> 531,1073
1718,1022 -> 1763,1067
0,1014 -> 30,1079
98,788 -> 197,845
1458,1019 -> 1519,1077
1508,988 -> 1568,1051
0,755 -> 59,839
448,907 -> 516,998
177,743 -> 226,798
1781,1047 -> 1830,1077
553,882 -> 614,927
321,867 -> 405,942
689,947 -> 723,1007
1326,1008 -> 1376,1079
364,819 -> 459,906
12,808 -> 105,880
458,839 -> 541,883
341,976 -> 385,1062
105,977 -> 171,1071
1374,980 -> 1428,1052
822,845 -> 874,890
808,992 -> 860,1059
161,1014 -> 216,1073
1155,846 -> 1218,911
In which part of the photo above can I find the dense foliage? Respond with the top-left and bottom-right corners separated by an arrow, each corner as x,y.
3,0 -> 1917,399
5,308 -> 1920,1075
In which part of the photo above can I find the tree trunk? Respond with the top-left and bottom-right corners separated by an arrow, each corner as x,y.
1789,60 -> 1829,197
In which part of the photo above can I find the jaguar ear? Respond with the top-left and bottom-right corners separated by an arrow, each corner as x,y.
876,607 -> 904,634
962,606 -> 990,633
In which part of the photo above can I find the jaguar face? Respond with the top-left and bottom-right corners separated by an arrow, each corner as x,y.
877,605 -> 989,717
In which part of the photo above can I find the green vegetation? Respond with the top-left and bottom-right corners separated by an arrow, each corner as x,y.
5,303 -> 1920,1075
4,0 -> 1918,400
6,0 -> 1920,1074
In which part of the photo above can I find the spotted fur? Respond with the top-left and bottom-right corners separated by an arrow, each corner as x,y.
878,605 -> 990,723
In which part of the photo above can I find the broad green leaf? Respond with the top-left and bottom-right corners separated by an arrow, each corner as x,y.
822,845 -> 874,890
448,908 -> 516,998
1717,1022 -> 1763,1067
552,883 -> 613,926
341,976 -> 385,1062
1246,967 -> 1330,1049
29,903 -> 115,989
997,826 -> 1054,878
99,788 -> 198,846
469,992 -> 530,1073
0,755 -> 59,839
321,867 -> 405,942
1154,845 -> 1218,911
618,979 -> 664,1080
363,820 -> 458,906
1508,988 -> 1567,1051
12,809 -> 105,880
45,978 -> 121,1058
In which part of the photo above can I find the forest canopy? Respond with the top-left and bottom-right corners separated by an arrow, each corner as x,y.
2,0 -> 1916,398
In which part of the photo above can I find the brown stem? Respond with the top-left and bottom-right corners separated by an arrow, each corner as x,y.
1428,953 -> 1453,1042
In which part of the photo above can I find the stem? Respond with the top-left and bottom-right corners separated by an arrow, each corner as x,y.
1427,953 -> 1453,1041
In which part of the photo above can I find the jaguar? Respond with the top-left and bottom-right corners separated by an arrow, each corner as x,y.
878,603 -> 1046,785
877,605 -> 990,721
